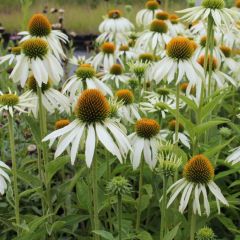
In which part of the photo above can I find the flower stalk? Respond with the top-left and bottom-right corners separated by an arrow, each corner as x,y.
160,175 -> 168,239
136,159 -> 144,232
36,85 -> 52,218
8,114 -> 20,235
117,193 -> 123,240
92,151 -> 100,240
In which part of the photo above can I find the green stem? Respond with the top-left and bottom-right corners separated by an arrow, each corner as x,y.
190,212 -> 196,240
37,86 -> 52,217
117,194 -> 122,240
136,160 -> 144,232
8,114 -> 20,235
160,175 -> 168,240
207,17 -> 215,97
92,152 -> 100,240
106,154 -> 113,232
175,83 -> 180,144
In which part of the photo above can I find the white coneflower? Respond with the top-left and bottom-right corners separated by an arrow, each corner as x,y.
135,19 -> 171,52
128,59 -> 151,82
140,97 -> 175,119
69,55 -> 89,66
152,37 -> 204,96
115,89 -> 141,123
160,120 -> 190,148
92,42 -> 123,71
167,154 -> 229,216
62,64 -> 112,99
18,13 -> 68,59
0,89 -> 34,117
136,0 -> 161,28
129,118 -> 162,170
194,35 -> 222,63
178,0 -> 239,31
10,38 -> 63,87
0,47 -> 21,66
0,161 -> 10,195
118,45 -> 137,61
48,119 -> 71,147
168,14 -> 185,37
190,20 -> 206,36
97,10 -> 134,45
198,55 -> 236,89
43,89 -> 131,167
101,64 -> 130,88
226,146 -> 240,165
219,45 -> 239,72
26,76 -> 70,118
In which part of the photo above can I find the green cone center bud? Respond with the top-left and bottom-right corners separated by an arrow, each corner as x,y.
0,94 -> 19,106
22,38 -> 48,59
201,0 -> 225,9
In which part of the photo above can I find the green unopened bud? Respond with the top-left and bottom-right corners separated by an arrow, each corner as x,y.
106,176 -> 132,196
219,127 -> 232,138
196,227 -> 216,240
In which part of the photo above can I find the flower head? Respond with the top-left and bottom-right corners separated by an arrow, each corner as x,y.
135,118 -> 160,139
139,53 -> 155,63
201,0 -> 225,9
198,55 -> 218,71
55,119 -> 70,129
200,36 -> 216,47
168,120 -> 184,133
76,65 -> 96,79
108,9 -> 122,19
22,38 -> 48,59
169,14 -> 179,24
116,89 -> 134,105
220,45 -> 232,58
145,0 -> 160,10
107,176 -> 132,196
184,155 -> 214,184
0,94 -> 19,106
158,142 -> 182,177
167,37 -> 194,60
110,64 -> 123,75
28,13 -> 51,37
150,19 -> 168,33
101,42 -> 115,54
156,11 -> 169,20
0,90 -> 34,116
27,75 -> 51,92
196,226 -> 216,240
75,89 -> 110,123
236,0 -> 240,8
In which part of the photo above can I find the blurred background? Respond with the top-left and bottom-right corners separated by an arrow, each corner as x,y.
0,0 -> 235,34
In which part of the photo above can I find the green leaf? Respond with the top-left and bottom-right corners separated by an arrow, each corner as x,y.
230,180 -> 240,188
45,156 -> 70,184
201,91 -> 227,120
19,187 -> 41,199
215,168 -> 240,180
179,94 -> 198,112
217,215 -> 240,234
92,230 -> 114,240
203,137 -> 234,158
163,222 -> 181,240
47,221 -> 66,235
194,119 -> 229,136
17,170 -> 41,188
137,230 -> 153,240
